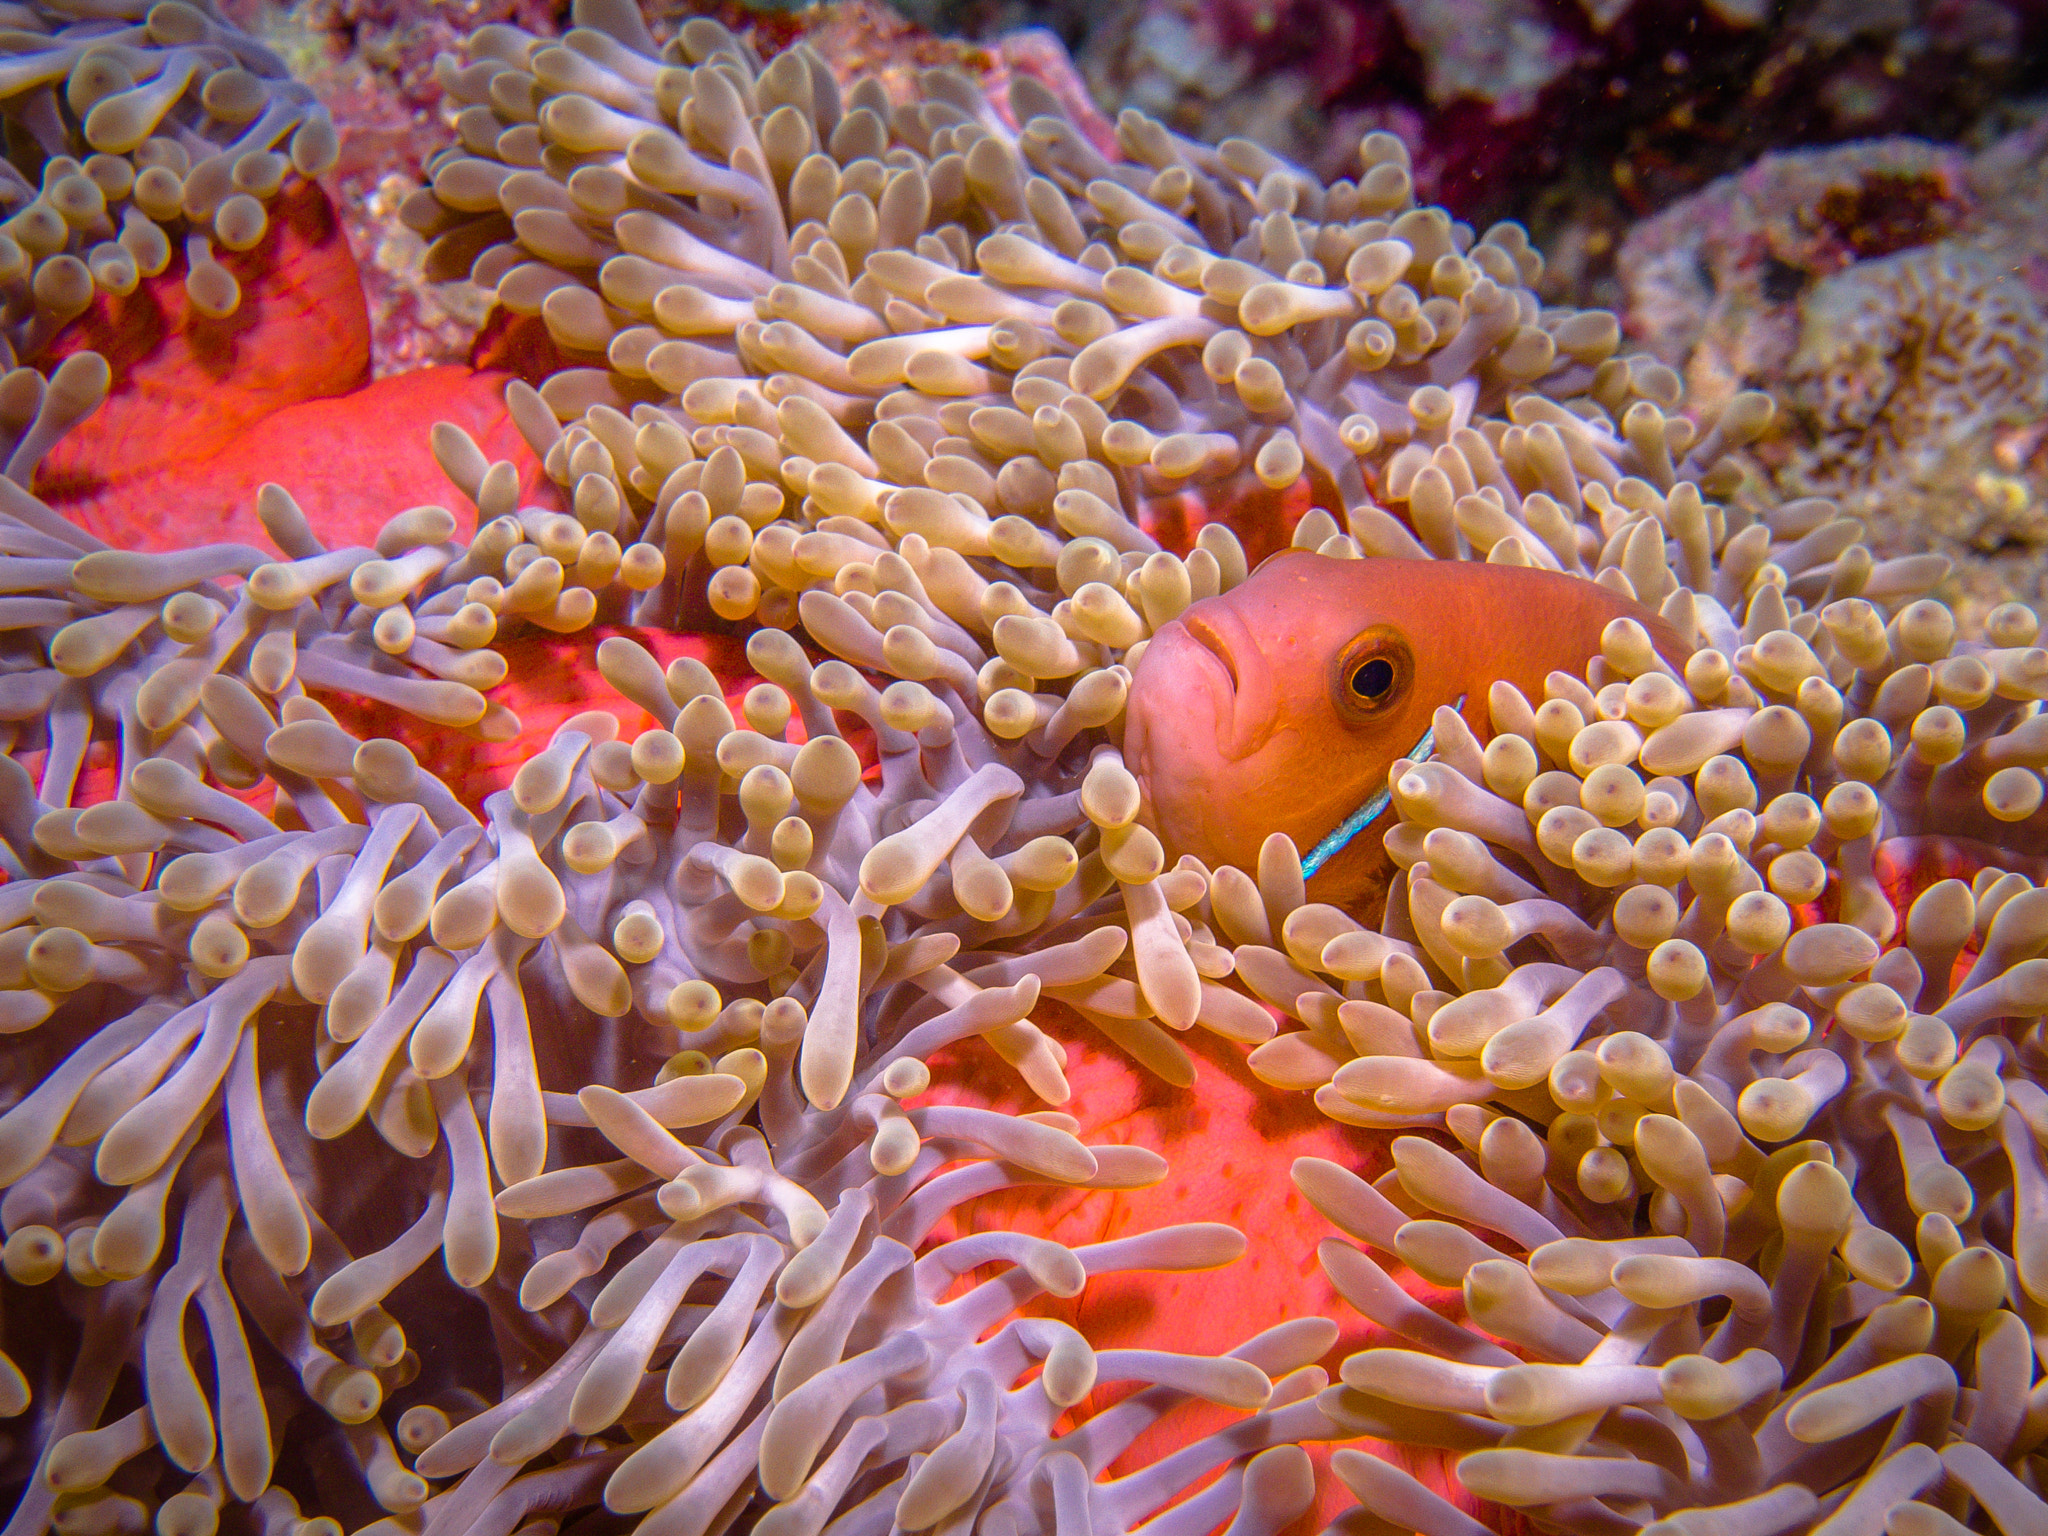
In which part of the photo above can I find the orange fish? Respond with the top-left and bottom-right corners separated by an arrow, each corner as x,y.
1125,552 -> 1691,914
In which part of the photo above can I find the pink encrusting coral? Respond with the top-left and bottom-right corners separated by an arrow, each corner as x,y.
5,1 -> 2048,1534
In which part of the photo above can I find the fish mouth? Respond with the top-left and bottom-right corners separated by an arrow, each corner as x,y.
1179,609 -> 1239,696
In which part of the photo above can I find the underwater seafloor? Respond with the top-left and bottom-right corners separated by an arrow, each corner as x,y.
4,3 -> 2048,1536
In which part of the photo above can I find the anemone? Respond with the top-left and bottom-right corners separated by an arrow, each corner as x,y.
3,2 -> 2048,1535
0,0 -> 338,488
1244,543 -> 2048,1532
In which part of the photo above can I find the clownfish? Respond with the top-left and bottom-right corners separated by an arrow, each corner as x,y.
1124,552 -> 1691,912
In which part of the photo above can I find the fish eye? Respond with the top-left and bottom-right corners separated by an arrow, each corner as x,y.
1350,658 -> 1395,701
1332,627 -> 1411,720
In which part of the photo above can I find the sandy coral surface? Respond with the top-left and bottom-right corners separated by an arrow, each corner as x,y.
1619,121 -> 2048,625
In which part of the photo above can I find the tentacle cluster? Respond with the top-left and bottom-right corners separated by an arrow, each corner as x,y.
0,475 -> 546,836
400,0 -> 1733,757
1231,489 -> 2048,1531
0,480 -> 1333,1536
0,0 -> 339,471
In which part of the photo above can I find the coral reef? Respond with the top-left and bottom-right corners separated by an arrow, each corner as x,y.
3,3 -> 2048,1536
1782,245 -> 2044,512
1619,125 -> 2048,622
1069,0 -> 2044,224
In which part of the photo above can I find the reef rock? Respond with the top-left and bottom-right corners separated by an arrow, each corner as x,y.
1619,124 -> 2048,622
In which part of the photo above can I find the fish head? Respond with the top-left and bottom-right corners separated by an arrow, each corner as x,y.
1125,551 -> 1682,913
